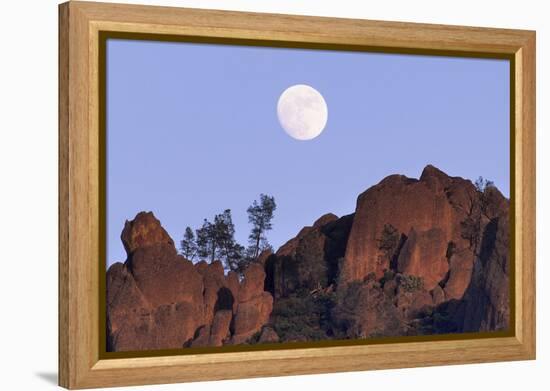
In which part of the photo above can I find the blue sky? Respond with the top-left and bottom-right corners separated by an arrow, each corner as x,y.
106,39 -> 509,266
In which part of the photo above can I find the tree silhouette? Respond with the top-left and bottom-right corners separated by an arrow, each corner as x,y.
195,210 -> 243,271
247,194 -> 277,259
461,176 -> 495,251
187,194 -> 277,272
213,209 -> 243,271
196,218 -> 215,262
180,226 -> 197,260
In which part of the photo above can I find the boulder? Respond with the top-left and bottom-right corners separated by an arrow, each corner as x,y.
431,284 -> 446,306
128,245 -> 204,309
121,211 -> 174,255
190,325 -> 211,348
444,248 -> 474,300
266,214 -> 353,299
106,262 -> 150,334
313,213 -> 339,228
111,301 -> 200,351
209,310 -> 233,346
199,260 -> 229,324
239,263 -> 266,302
258,327 -> 279,344
341,165 -> 476,301
231,292 -> 273,344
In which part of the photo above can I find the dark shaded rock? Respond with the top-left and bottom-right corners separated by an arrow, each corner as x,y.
395,285 -> 433,319
256,249 -> 273,267
332,280 -> 404,338
313,213 -> 339,228
460,215 -> 510,332
266,214 -> 353,299
321,213 -> 355,284
258,327 -> 279,343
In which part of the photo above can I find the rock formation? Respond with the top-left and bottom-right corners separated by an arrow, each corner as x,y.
107,212 -> 272,351
341,165 -> 479,299
106,165 -> 510,351
264,213 -> 354,299
262,165 -> 509,341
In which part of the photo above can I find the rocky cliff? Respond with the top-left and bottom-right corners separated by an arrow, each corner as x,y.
107,212 -> 272,351
106,165 -> 510,351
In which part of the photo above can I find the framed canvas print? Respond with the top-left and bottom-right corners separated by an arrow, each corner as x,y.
58,1 -> 536,389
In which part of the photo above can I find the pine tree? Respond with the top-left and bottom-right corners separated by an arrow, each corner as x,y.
215,210 -> 248,271
196,219 -> 215,262
180,226 -> 197,260
247,194 -> 277,259
195,210 -> 244,271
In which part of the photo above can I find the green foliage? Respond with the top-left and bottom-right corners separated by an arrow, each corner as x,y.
271,291 -> 336,342
247,194 -> 277,259
214,210 -> 243,271
195,210 -> 243,271
474,176 -> 495,193
399,274 -> 424,292
378,224 -> 399,251
460,214 -> 481,249
461,176 -> 495,250
365,272 -> 377,282
380,269 -> 396,286
330,281 -> 365,337
196,218 -> 214,261
416,306 -> 459,335
179,226 -> 197,260
185,194 -> 277,273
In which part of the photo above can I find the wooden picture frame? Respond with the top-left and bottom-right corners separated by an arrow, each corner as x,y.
59,1 -> 536,388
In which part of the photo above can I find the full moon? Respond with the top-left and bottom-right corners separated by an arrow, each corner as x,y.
277,84 -> 328,141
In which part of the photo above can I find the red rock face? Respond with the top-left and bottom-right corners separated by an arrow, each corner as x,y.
107,212 -> 274,352
341,165 -> 476,301
107,166 -> 510,349
231,292 -> 273,344
129,245 -> 204,308
397,228 -> 449,291
121,212 -> 174,255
